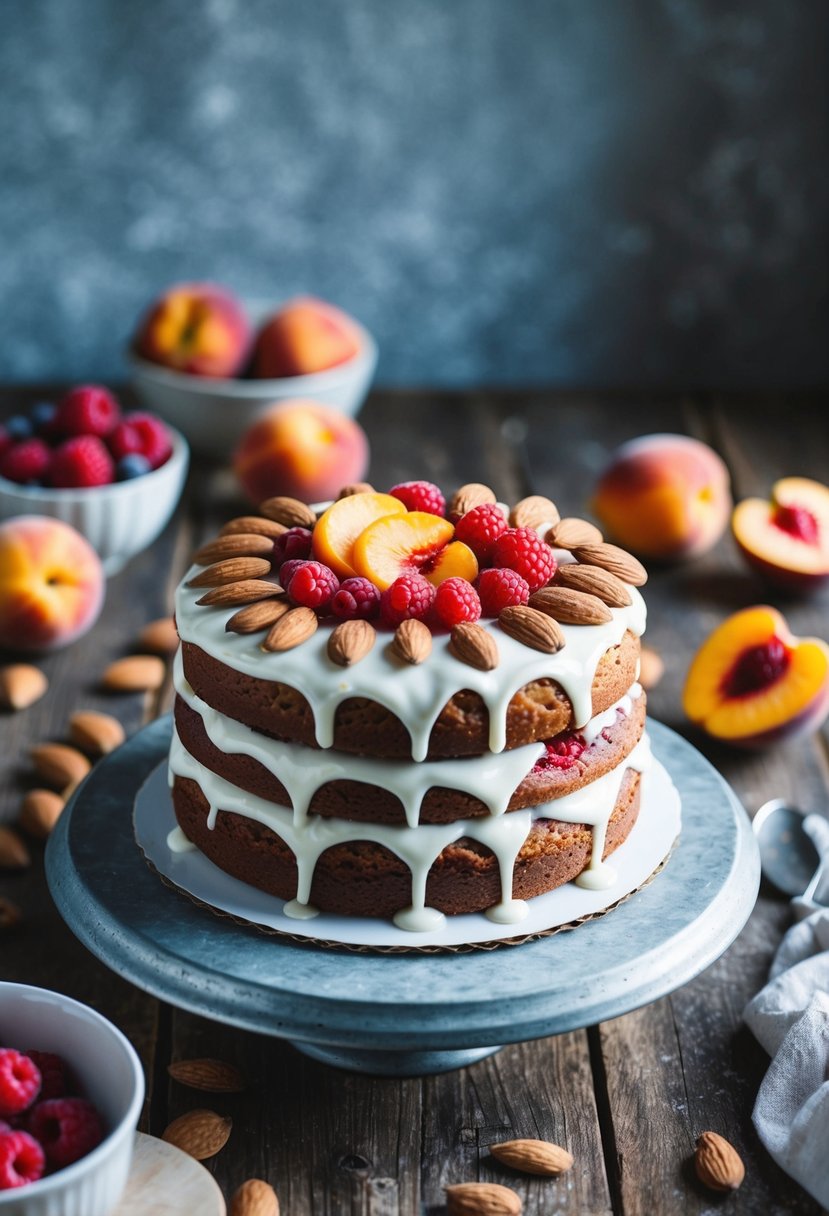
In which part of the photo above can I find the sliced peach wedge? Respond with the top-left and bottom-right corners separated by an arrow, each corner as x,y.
683,605 -> 829,747
312,492 -> 406,579
352,512 -> 478,590
733,477 -> 829,591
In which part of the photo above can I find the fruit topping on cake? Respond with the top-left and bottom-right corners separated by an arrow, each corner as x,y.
312,492 -> 405,578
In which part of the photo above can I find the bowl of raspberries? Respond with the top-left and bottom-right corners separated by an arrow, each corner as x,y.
0,386 -> 189,574
0,981 -> 144,1215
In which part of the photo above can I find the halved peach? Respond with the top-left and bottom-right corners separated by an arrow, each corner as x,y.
312,492 -> 406,579
352,512 -> 460,590
683,605 -> 829,747
733,477 -> 829,592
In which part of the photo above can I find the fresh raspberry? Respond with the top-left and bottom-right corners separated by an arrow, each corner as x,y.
108,412 -> 172,470
433,577 -> 481,628
28,1098 -> 104,1169
277,559 -> 306,589
49,436 -> 114,488
286,561 -> 340,611
0,1050 -> 41,1118
331,577 -> 381,620
534,734 -> 587,772
0,439 -> 52,485
24,1053 -> 70,1103
388,480 -> 446,516
272,527 -> 313,568
454,503 -> 508,562
0,1129 -> 45,1189
53,385 -> 120,438
477,567 -> 530,616
491,527 -> 557,592
773,503 -> 820,545
380,573 -> 435,626
722,638 -> 790,698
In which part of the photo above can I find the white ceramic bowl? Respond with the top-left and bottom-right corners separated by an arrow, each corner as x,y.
0,982 -> 144,1216
128,320 -> 377,461
0,429 -> 189,576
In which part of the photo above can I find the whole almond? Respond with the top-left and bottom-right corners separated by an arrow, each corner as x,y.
529,586 -> 613,625
554,563 -> 632,607
694,1131 -> 745,1192
639,645 -> 665,690
162,1109 -> 232,1161
0,664 -> 48,711
572,542 -> 648,586
510,495 -> 560,530
220,516 -> 287,540
19,789 -> 64,838
258,496 -> 317,528
490,1138 -> 573,1177
546,517 -> 603,549
328,620 -> 376,667
499,605 -> 565,654
102,655 -> 166,692
445,1182 -> 521,1215
138,617 -> 179,655
261,607 -> 318,652
30,743 -> 91,789
192,533 -> 275,565
226,599 -> 291,635
69,710 -> 125,756
449,622 -> 499,671
197,581 -> 284,608
187,557 -> 272,588
231,1179 -> 280,1216
338,482 -> 375,499
0,897 -> 22,931
448,483 -> 498,519
168,1058 -> 245,1093
390,619 -> 432,665
0,825 -> 30,870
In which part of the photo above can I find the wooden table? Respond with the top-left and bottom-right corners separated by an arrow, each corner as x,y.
1,388 -> 826,1215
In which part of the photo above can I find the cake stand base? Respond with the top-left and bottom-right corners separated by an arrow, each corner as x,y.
295,1043 -> 502,1076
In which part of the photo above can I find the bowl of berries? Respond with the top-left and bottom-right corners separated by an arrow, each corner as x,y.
0,387 -> 189,575
0,981 -> 144,1215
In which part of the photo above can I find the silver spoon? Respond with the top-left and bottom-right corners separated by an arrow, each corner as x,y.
753,799 -> 821,897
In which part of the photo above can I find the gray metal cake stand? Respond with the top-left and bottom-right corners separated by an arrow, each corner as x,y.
45,717 -> 759,1076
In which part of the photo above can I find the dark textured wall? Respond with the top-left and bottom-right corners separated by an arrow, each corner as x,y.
1,0 -> 827,387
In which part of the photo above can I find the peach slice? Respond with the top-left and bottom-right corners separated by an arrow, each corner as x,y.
312,492 -> 406,579
683,605 -> 829,747
422,540 -> 479,588
352,512 -> 474,591
732,477 -> 829,592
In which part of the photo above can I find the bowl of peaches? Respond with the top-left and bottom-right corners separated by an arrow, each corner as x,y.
128,283 -> 378,459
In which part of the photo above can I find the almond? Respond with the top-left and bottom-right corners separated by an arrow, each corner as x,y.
0,825 -> 30,869
19,789 -> 64,838
546,517 -> 603,549
226,599 -> 291,635
231,1179 -> 280,1216
510,495 -> 560,530
102,655 -> 166,692
220,516 -> 287,541
192,533 -> 275,565
197,581 -> 284,608
529,586 -> 613,625
445,1182 -> 521,1215
138,617 -> 179,655
328,620 -> 376,667
498,605 -> 565,653
694,1131 -> 745,1193
258,496 -> 317,528
448,483 -> 498,519
390,619 -> 432,665
261,607 -> 318,652
553,563 -> 632,607
490,1138 -> 573,1177
69,710 -> 125,756
337,482 -> 375,499
0,897 -> 22,931
187,557 -> 272,588
572,542 -> 648,586
639,645 -> 664,690
449,622 -> 499,671
0,664 -> 48,711
162,1109 -> 232,1161
168,1058 -> 245,1093
30,743 -> 91,789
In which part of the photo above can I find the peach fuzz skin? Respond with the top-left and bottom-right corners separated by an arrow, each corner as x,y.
233,400 -> 369,506
0,516 -> 105,652
134,282 -> 251,378
592,433 -> 732,560
732,477 -> 829,592
683,605 -> 829,748
252,297 -> 361,379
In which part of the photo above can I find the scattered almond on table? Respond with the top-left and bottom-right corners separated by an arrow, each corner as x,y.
446,1181 -> 522,1215
0,664 -> 48,711
0,824 -> 30,869
69,710 -> 126,756
137,616 -> 179,655
102,654 -> 166,692
30,742 -> 91,789
694,1131 -> 745,1192
639,645 -> 665,691
230,1178 -> 280,1216
490,1137 -> 574,1176
18,789 -> 65,839
168,1058 -> 245,1093
161,1109 -> 232,1161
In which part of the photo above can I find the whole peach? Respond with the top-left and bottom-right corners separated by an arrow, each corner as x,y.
134,282 -> 251,378
0,516 -> 105,652
233,401 -> 369,505
592,434 -> 732,560
252,297 -> 361,379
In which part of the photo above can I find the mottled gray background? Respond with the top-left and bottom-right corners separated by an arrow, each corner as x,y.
1,0 -> 827,387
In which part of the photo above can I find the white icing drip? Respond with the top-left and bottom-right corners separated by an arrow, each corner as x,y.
581,682 -> 643,745
166,826 -> 196,853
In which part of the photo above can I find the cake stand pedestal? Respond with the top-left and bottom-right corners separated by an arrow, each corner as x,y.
46,718 -> 759,1076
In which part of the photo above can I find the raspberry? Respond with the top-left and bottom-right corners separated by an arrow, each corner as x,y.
477,567 -> 530,616
534,734 -> 587,772
454,503 -> 508,562
331,577 -> 381,620
28,1098 -> 104,1169
0,1129 -> 45,1189
277,559 -> 306,589
286,561 -> 340,610
380,573 -> 435,626
773,503 -> 820,545
272,527 -> 313,568
54,385 -> 120,438
723,638 -> 790,698
49,436 -> 114,488
108,412 -> 172,469
0,1050 -> 41,1118
25,1053 -> 70,1103
0,439 -> 51,485
433,577 -> 481,628
491,527 -> 557,592
388,480 -> 446,516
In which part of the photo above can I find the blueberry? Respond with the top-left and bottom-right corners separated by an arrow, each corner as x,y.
116,454 -> 152,480
30,402 -> 57,432
6,415 -> 33,441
